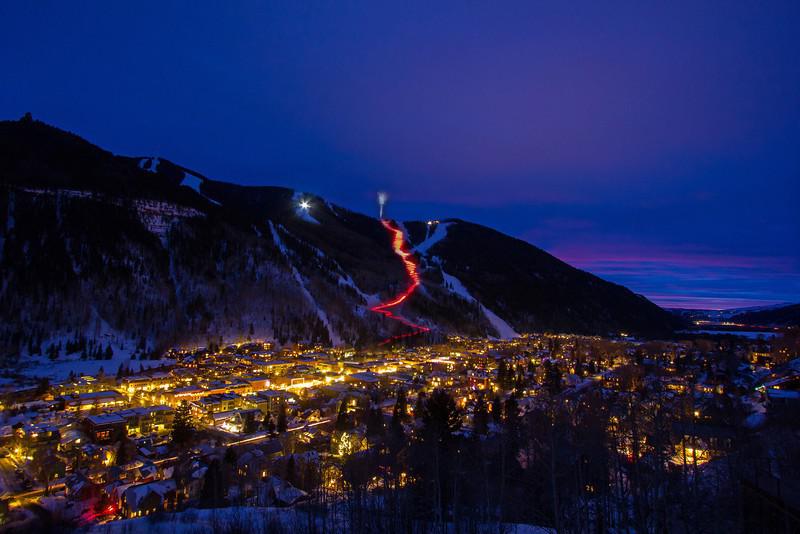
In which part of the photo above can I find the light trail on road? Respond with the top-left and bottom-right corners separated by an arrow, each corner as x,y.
371,219 -> 430,344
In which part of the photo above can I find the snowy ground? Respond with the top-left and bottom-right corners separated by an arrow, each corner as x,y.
16,352 -> 175,382
268,221 -> 341,345
741,394 -> 767,429
180,172 -> 221,206
414,222 -> 452,254
9,316 -> 174,382
85,506 -> 553,534
138,157 -> 160,173
441,270 -> 518,339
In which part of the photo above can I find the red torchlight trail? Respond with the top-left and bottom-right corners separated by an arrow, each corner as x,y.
371,219 -> 430,345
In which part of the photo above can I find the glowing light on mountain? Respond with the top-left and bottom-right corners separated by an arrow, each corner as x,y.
371,219 -> 430,344
377,191 -> 388,219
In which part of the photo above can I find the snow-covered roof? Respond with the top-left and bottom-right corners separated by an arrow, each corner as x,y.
123,479 -> 176,511
85,413 -> 126,426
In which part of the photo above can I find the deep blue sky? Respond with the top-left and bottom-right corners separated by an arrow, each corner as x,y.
2,2 -> 798,309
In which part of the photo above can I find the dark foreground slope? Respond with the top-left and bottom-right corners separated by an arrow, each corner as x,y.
0,117 -> 678,357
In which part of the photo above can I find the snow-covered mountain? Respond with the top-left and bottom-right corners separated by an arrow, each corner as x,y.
0,116 -> 679,363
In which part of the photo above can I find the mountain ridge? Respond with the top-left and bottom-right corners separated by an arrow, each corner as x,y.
0,116 -> 680,362
731,304 -> 800,327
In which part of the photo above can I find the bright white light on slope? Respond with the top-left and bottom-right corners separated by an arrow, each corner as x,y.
299,200 -> 311,210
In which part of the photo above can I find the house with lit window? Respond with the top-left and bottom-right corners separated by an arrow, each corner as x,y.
13,422 -> 61,455
116,405 -> 174,436
120,479 -> 177,518
344,371 -> 383,389
54,375 -> 102,397
252,359 -> 294,376
64,390 -> 126,412
242,375 -> 271,391
162,385 -> 204,406
83,413 -> 127,444
249,390 -> 296,415
191,392 -> 244,417
236,448 -> 270,480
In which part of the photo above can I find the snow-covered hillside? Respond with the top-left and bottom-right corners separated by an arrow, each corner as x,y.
442,270 -> 518,339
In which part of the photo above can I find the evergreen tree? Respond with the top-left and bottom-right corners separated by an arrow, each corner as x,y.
392,388 -> 409,424
199,459 -> 225,508
243,412 -> 259,434
285,454 -> 296,486
224,447 -> 237,467
491,395 -> 503,424
473,394 -> 489,435
276,399 -> 288,433
366,406 -> 385,437
503,395 -> 520,432
35,378 -> 49,397
335,399 -> 350,431
514,370 -> 526,395
389,390 -> 408,454
116,436 -> 134,466
421,388 -> 461,443
497,359 -> 507,390
545,361 -> 563,395
171,402 -> 195,445
413,392 -> 426,420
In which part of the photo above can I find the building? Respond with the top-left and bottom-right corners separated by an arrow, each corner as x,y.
251,360 -> 294,376
191,392 -> 243,416
116,406 -> 174,436
13,422 -> 61,454
120,479 -> 177,518
250,390 -> 296,415
64,390 -> 126,412
83,413 -> 127,444
345,371 -> 383,389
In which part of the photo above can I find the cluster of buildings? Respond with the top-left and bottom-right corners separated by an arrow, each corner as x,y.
0,332 -> 796,527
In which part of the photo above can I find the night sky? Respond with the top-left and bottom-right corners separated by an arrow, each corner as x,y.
2,2 -> 798,309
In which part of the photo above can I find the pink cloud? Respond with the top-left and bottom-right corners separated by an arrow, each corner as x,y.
549,243 -> 795,273
533,239 -> 798,309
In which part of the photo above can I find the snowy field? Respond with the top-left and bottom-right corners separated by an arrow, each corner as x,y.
8,320 -> 175,382
15,352 -> 175,382
85,506 -> 553,534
